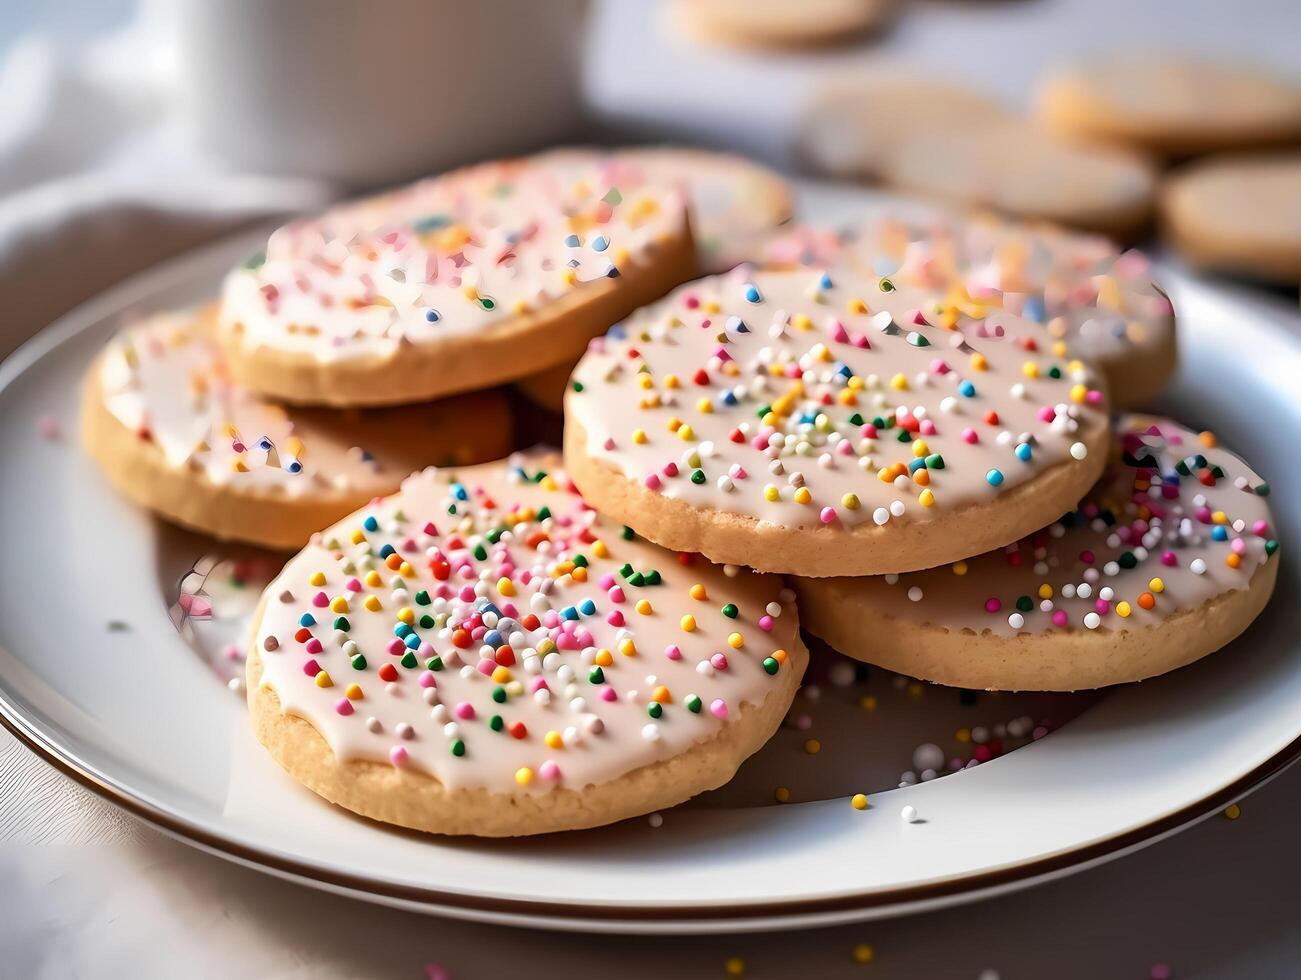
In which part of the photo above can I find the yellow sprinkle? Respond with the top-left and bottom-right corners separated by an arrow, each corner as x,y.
848,297 -> 868,314
851,793 -> 869,811
309,571 -> 326,587
859,695 -> 877,711
515,767 -> 534,786
970,353 -> 988,372
955,728 -> 971,743
345,684 -> 363,700
890,372 -> 909,391
1116,601 -> 1132,618
545,731 -> 564,749
842,493 -> 861,510
632,429 -> 647,444
1148,577 -> 1165,593
399,561 -> 415,577
364,595 -> 382,612
1038,583 -> 1053,599
664,374 -> 680,389
792,313 -> 813,330
912,439 -> 929,458
953,561 -> 968,576
635,599 -> 653,615
727,632 -> 743,649
793,486 -> 812,505
690,583 -> 708,601
618,638 -> 638,657
804,738 -> 821,755
852,944 -> 875,965
637,374 -> 654,390
697,398 -> 714,414
1212,510 -> 1227,525
725,957 -> 746,978
592,540 -> 608,558
497,577 -> 516,597
919,488 -> 935,508
365,570 -> 382,587
763,484 -> 781,502
594,648 -> 614,667
397,607 -> 415,624
680,614 -> 697,632
314,670 -> 332,688
1223,803 -> 1241,820
330,596 -> 349,613
491,666 -> 512,684
774,786 -> 791,803
350,529 -> 366,545
1070,383 -> 1088,404
677,424 -> 695,441
230,459 -> 248,473
1022,361 -> 1039,379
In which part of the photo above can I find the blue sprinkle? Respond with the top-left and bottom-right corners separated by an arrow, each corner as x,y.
1023,297 -> 1045,323
286,460 -> 302,473
959,380 -> 976,397
564,233 -> 581,247
908,457 -> 927,473
819,272 -> 834,291
609,324 -> 627,340
257,437 -> 273,451
363,515 -> 379,532
359,450 -> 374,463
722,390 -> 738,406
484,630 -> 503,648
451,483 -> 469,501
562,606 -> 580,621
298,613 -> 316,627
1212,526 -> 1229,541
1015,443 -> 1033,462
606,265 -> 620,279
579,598 -> 597,616
592,235 -> 609,252
404,633 -> 421,649
986,468 -> 1005,487
425,309 -> 441,323
379,544 -> 396,558
744,283 -> 762,304
395,623 -> 412,638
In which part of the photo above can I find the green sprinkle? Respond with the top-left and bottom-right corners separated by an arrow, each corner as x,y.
619,562 -> 634,578
690,469 -> 706,484
415,590 -> 431,605
400,651 -> 418,669
647,702 -> 663,719
1047,366 -> 1062,379
473,544 -> 488,561
350,654 -> 367,670
419,614 -> 435,629
622,526 -> 635,540
450,739 -> 466,757
1265,539 -> 1279,556
242,250 -> 266,270
489,714 -> 504,731
573,554 -> 588,568
1119,552 -> 1138,570
630,572 -> 645,586
589,666 -> 605,684
537,506 -> 552,521
1016,596 -> 1033,612
762,657 -> 779,675
685,694 -> 702,713
879,277 -> 895,292
332,616 -> 350,631
425,656 -> 444,671
1257,483 -> 1271,497
645,570 -> 662,586
848,413 -> 864,426
721,603 -> 738,619
492,686 -> 507,703
571,380 -> 585,393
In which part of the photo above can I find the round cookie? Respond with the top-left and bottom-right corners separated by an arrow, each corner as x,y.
1160,152 -> 1301,285
796,416 -> 1280,691
564,267 -> 1112,577
801,74 -> 1157,237
766,212 -> 1178,408
515,147 -> 794,412
83,308 -> 512,550
247,453 -> 806,836
217,152 -> 697,407
1037,55 -> 1301,158
670,0 -> 895,50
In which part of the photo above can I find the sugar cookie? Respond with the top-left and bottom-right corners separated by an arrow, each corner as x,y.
217,152 -> 697,407
83,309 -> 512,550
247,453 -> 806,836
802,75 -> 1157,236
515,147 -> 794,412
797,416 -> 1279,691
1038,55 -> 1301,157
1160,152 -> 1301,285
765,212 -> 1177,408
564,267 -> 1111,577
671,0 -> 895,50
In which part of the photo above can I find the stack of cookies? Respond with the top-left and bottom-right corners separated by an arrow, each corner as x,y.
81,146 -> 1280,837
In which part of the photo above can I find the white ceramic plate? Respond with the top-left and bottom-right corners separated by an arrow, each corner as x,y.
1,184 -> 1298,935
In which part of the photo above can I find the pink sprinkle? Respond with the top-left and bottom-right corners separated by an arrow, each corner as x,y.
599,573 -> 615,589
919,419 -> 936,435
305,638 -> 323,654
602,437 -> 616,451
664,645 -> 682,661
852,333 -> 870,349
962,428 -> 978,444
539,760 -> 561,781
684,294 -> 700,309
711,652 -> 730,671
730,464 -> 748,479
179,594 -> 212,618
1161,551 -> 1177,566
1253,520 -> 1269,536
758,615 -> 773,632
1095,599 -> 1111,615
1052,610 -> 1069,627
985,598 -> 1002,613
819,507 -> 837,524
335,698 -> 354,716
418,671 -> 437,688
710,698 -> 728,719
607,610 -> 625,627
36,415 -> 60,440
1080,550 -> 1096,565
600,687 -> 618,702
1086,389 -> 1104,406
386,638 -> 404,655
455,702 -> 475,720
829,320 -> 849,343
608,586 -> 626,603
389,746 -> 408,767
312,591 -> 329,607
645,473 -> 662,491
303,659 -> 321,677
662,462 -> 679,478
1038,406 -> 1056,423
529,678 -> 550,693
1231,537 -> 1246,554
346,577 -> 362,592
476,658 -> 496,676
929,358 -> 950,375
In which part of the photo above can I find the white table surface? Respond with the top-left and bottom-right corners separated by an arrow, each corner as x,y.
3,0 -> 1300,975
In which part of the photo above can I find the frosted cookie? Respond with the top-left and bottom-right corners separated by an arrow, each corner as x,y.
1038,55 -> 1301,157
1160,152 -> 1301,285
801,75 -> 1157,236
796,416 -> 1279,691
564,267 -> 1111,577
514,147 -> 794,412
246,454 -> 806,836
766,213 -> 1177,408
82,309 -> 512,550
670,0 -> 895,50
217,152 -> 697,407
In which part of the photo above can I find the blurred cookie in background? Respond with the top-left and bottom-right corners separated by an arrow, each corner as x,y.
1161,152 -> 1301,285
670,0 -> 896,50
1037,55 -> 1301,159
800,74 -> 1157,238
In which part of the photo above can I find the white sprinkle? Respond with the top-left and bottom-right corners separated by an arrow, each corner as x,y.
1190,558 -> 1207,575
873,507 -> 890,526
901,804 -> 919,823
1070,441 -> 1088,460
907,586 -> 924,602
1084,612 -> 1101,629
1008,613 -> 1025,629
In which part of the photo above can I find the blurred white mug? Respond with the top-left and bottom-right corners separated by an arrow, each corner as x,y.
171,0 -> 587,187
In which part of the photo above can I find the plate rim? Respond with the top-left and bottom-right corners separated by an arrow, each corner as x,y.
2,193 -> 1300,931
